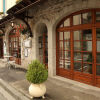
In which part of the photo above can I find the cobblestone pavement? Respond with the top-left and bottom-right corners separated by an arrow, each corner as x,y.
0,92 -> 7,100
0,67 -> 100,100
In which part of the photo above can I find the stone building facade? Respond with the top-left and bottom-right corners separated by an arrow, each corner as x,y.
1,0 -> 100,87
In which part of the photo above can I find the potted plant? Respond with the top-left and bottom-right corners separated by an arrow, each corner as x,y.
26,60 -> 48,99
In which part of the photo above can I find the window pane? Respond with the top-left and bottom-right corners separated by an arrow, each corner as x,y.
64,18 -> 70,27
64,31 -> 70,40
59,42 -> 63,50
74,41 -> 82,51
83,29 -> 92,40
96,65 -> 100,76
59,60 -> 64,68
74,30 -> 81,40
59,32 -> 63,40
65,60 -> 70,69
74,62 -> 82,72
83,41 -> 92,51
74,52 -> 82,61
73,14 -> 81,25
97,41 -> 100,52
96,12 -> 100,22
96,28 -> 100,40
97,53 -> 100,64
82,12 -> 92,24
83,53 -> 92,63
96,29 -> 100,52
64,42 -> 70,50
64,51 -> 70,60
83,63 -> 92,74
59,51 -> 63,59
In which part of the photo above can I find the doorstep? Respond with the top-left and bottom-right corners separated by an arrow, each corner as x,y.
50,76 -> 100,98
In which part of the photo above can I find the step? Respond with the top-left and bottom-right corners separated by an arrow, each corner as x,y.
0,79 -> 30,100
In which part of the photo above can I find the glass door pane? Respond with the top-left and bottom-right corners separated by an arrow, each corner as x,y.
74,29 -> 92,74
58,31 -> 71,69
96,28 -> 100,76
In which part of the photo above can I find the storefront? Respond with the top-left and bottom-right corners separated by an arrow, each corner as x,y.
56,9 -> 100,87
0,0 -> 100,87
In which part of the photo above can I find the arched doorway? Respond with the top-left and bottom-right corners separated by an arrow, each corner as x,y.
56,9 -> 100,87
0,31 -> 4,58
9,28 -> 21,64
36,23 -> 48,67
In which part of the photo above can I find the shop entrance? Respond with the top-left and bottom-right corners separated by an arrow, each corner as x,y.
0,38 -> 3,58
9,29 -> 21,64
37,23 -> 48,67
56,9 -> 100,87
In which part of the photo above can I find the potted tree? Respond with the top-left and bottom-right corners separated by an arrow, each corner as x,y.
26,60 -> 48,99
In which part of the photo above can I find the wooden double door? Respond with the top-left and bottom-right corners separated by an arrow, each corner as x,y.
0,38 -> 3,58
9,29 -> 21,65
39,33 -> 48,67
57,27 -> 100,87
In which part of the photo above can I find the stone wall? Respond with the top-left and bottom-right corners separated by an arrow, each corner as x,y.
4,0 -> 100,76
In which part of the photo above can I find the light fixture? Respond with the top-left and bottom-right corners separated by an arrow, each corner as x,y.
10,21 -> 14,28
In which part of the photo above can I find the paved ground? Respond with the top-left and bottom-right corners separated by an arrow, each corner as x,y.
0,65 -> 100,100
0,91 -> 7,100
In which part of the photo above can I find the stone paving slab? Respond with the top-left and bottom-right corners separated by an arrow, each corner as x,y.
0,67 -> 100,100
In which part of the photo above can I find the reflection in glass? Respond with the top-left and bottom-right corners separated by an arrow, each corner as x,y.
73,14 -> 81,25
83,63 -> 92,74
74,30 -> 81,40
83,29 -> 92,40
96,28 -> 100,40
59,32 -> 63,40
59,42 -> 63,50
64,42 -> 70,50
96,65 -> 100,76
74,52 -> 82,61
82,12 -> 92,24
96,53 -> 100,64
83,41 -> 92,51
96,29 -> 100,52
64,18 -> 70,27
65,60 -> 70,69
64,32 -> 70,40
74,62 -> 82,72
59,51 -> 63,59
59,60 -> 64,68
64,51 -> 70,60
96,12 -> 100,22
83,53 -> 92,62
97,41 -> 100,51
74,41 -> 81,51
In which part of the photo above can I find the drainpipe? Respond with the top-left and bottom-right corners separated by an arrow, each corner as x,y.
3,0 -> 5,14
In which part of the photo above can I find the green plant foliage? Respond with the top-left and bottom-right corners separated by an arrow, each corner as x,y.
26,60 -> 48,84
0,33 -> 4,37
20,28 -> 28,35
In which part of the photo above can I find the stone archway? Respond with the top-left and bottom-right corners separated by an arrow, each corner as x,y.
35,23 -> 48,66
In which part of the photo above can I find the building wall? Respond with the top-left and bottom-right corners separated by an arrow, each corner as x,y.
4,0 -> 100,76
0,0 -> 3,13
5,0 -> 16,13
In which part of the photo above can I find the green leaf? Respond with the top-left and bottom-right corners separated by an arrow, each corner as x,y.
26,60 -> 48,84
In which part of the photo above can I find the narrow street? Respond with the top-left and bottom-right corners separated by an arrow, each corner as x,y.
0,84 -> 16,100
0,92 -> 7,100
0,65 -> 100,100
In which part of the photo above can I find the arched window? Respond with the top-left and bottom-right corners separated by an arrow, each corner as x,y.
56,9 -> 100,87
9,28 -> 21,64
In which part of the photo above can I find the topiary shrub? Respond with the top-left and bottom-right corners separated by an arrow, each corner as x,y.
26,60 -> 48,84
